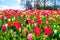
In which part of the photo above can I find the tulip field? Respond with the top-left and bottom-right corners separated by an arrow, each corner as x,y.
0,9 -> 60,40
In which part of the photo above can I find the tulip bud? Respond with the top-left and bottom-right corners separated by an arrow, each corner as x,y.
43,35 -> 48,39
57,25 -> 59,28
19,28 -> 21,32
12,17 -> 15,21
4,17 -> 6,19
23,28 -> 27,36
10,29 -> 13,33
14,32 -> 16,37
8,19 -> 11,21
34,23 -> 36,26
46,21 -> 48,25
4,24 -> 8,28
59,34 -> 60,37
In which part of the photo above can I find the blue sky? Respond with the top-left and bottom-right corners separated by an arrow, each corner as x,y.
0,0 -> 26,10
56,0 -> 60,5
0,0 -> 60,10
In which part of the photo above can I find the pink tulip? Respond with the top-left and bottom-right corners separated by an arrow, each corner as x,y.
28,10 -> 34,16
57,10 -> 60,15
0,15 -> 3,19
2,25 -> 7,31
52,15 -> 56,18
43,11 -> 49,17
11,10 -> 16,15
14,14 -> 19,18
23,28 -> 27,36
46,21 -> 49,25
14,32 -> 16,37
27,33 -> 33,40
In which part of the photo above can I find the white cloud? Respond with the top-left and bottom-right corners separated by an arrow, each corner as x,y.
0,0 -> 5,2
0,6 -> 10,10
0,0 -> 26,10
0,5 -> 26,10
16,0 -> 26,4
46,1 -> 54,6
16,0 -> 21,4
40,1 -> 54,6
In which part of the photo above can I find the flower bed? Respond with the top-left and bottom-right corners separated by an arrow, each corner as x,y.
0,10 -> 60,40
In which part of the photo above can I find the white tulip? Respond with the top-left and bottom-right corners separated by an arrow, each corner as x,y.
57,25 -> 59,28
8,19 -> 11,21
54,30 -> 57,34
12,17 -> 15,21
59,34 -> 60,37
4,24 -> 8,27
21,15 -> 23,17
34,23 -> 36,26
10,29 -> 13,33
54,25 -> 56,28
4,17 -> 6,19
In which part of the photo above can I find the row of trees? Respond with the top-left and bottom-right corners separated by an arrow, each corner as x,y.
21,0 -> 59,10
35,0 -> 58,10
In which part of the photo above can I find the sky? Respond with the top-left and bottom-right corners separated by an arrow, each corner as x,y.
0,0 -> 60,10
56,0 -> 60,5
0,0 -> 26,10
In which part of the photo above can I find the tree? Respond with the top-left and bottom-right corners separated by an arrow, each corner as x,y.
44,0 -> 46,9
26,0 -> 32,10
54,0 -> 57,10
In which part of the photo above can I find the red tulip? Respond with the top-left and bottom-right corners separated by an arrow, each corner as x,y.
37,19 -> 42,26
43,11 -> 49,17
8,22 -> 14,27
6,14 -> 11,19
31,21 -> 35,24
35,10 -> 40,19
36,14 -> 40,19
34,26 -> 42,36
14,14 -> 19,18
14,22 -> 21,30
26,19 -> 32,24
52,15 -> 56,18
14,10 -> 18,12
44,26 -> 52,35
10,10 -> 16,15
57,10 -> 60,15
3,10 -> 7,15
19,10 -> 22,17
